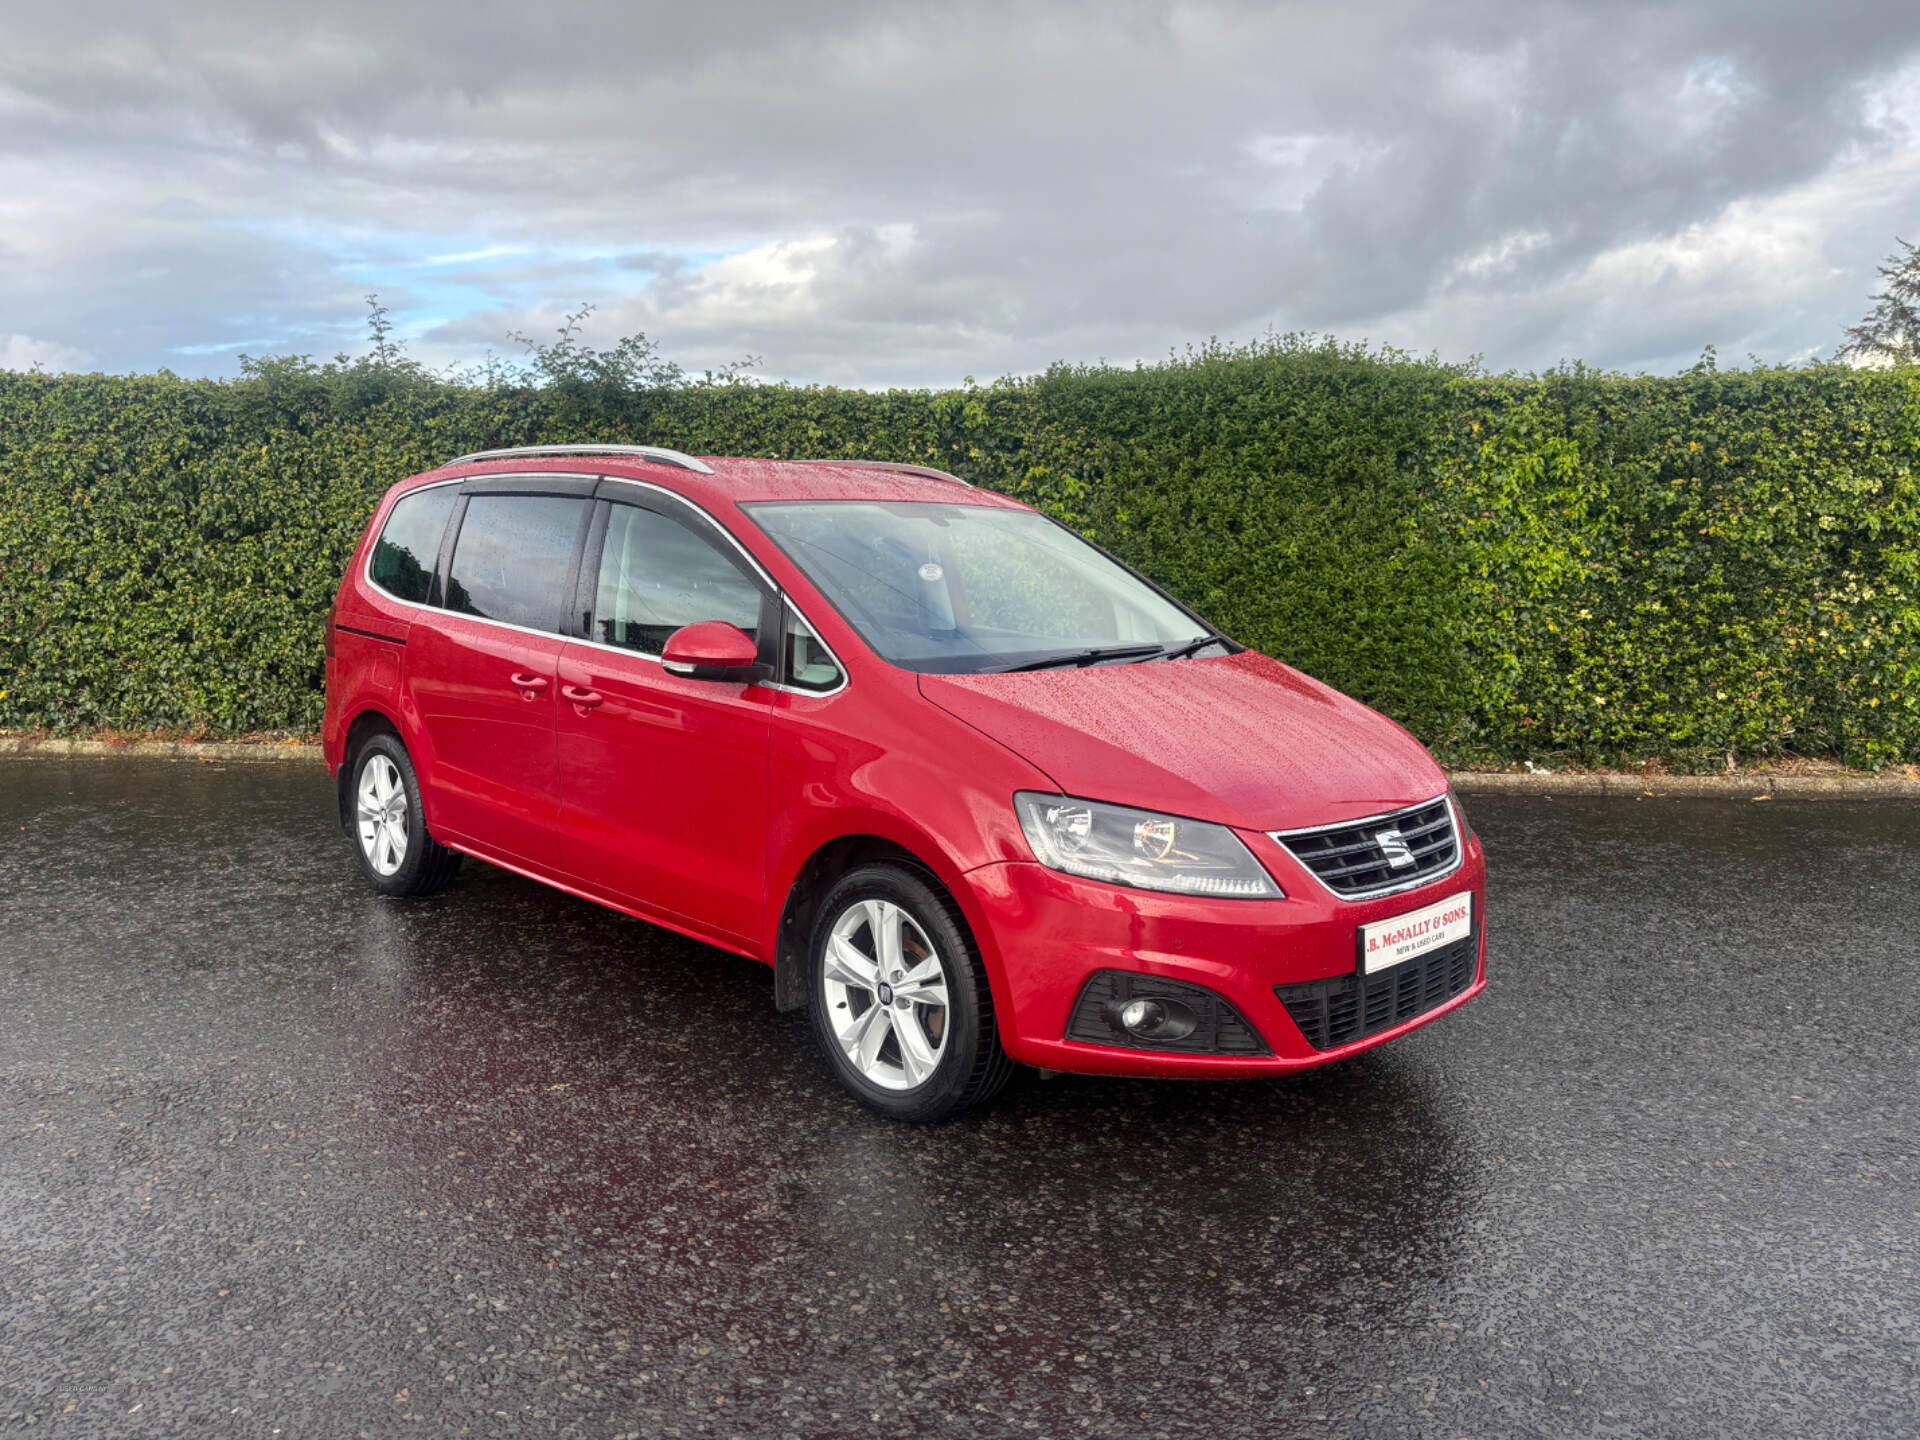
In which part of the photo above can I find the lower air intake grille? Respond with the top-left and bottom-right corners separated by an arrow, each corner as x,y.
1066,971 -> 1270,1056
1275,931 -> 1478,1051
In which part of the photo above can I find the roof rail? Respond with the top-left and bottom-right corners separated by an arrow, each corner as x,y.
445,443 -> 715,475
793,459 -> 973,489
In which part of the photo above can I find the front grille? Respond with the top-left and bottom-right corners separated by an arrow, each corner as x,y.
1272,797 -> 1458,898
1066,971 -> 1270,1056
1274,931 -> 1478,1051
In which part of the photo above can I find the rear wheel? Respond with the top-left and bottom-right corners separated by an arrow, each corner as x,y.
807,863 -> 1013,1122
348,731 -> 460,897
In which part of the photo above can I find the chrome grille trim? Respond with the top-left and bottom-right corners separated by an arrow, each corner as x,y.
1269,794 -> 1463,901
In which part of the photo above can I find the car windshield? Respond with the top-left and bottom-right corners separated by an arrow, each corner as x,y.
742,500 -> 1219,674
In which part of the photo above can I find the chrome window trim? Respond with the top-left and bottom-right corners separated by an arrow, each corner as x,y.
597,475 -> 780,589
359,471 -> 850,698
773,605 -> 850,698
1267,792 -> 1464,902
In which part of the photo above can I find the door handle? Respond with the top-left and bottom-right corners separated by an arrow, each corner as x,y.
562,685 -> 604,711
510,672 -> 550,698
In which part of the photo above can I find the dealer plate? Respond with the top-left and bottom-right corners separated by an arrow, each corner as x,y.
1360,892 -> 1473,975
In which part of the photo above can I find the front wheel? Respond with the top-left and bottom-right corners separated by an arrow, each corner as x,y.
807,863 -> 1013,1122
348,731 -> 461,897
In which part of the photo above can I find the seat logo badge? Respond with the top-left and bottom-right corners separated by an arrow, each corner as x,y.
1375,828 -> 1417,869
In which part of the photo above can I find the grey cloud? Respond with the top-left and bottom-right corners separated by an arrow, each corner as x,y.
614,252 -> 691,276
2,1 -> 1918,381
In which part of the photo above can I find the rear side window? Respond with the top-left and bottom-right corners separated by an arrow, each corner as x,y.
369,485 -> 458,604
444,494 -> 586,632
591,503 -> 763,653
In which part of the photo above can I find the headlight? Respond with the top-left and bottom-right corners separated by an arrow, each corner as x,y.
1014,792 -> 1283,898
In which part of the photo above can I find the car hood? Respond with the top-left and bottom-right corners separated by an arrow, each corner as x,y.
918,651 -> 1447,833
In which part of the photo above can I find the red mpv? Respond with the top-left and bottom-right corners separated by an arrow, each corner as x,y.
323,445 -> 1486,1120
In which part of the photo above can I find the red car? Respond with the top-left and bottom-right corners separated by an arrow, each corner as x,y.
323,445 -> 1486,1120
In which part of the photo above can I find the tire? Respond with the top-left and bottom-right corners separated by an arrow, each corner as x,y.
347,731 -> 461,897
807,862 -> 1014,1122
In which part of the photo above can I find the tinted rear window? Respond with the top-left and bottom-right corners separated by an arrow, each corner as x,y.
369,485 -> 457,604
444,494 -> 586,632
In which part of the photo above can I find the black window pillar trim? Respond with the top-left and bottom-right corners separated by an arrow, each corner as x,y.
566,499 -> 610,642
428,494 -> 467,610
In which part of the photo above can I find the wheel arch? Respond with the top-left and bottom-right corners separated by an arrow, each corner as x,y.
771,831 -> 976,1014
335,705 -> 407,834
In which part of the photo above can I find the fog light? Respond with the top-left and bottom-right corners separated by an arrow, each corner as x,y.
1069,971 -> 1271,1056
1110,995 -> 1198,1042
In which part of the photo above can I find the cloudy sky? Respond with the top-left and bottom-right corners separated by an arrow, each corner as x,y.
3,1 -> 1920,385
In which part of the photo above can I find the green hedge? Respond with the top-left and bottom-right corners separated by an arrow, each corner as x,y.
1435,364 -> 1920,765
3,339 -> 1918,765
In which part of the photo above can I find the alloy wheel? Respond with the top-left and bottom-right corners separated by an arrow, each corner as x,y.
821,898 -> 951,1091
355,754 -> 409,877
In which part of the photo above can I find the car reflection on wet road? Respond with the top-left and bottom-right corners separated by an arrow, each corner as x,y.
2,759 -> 1916,1438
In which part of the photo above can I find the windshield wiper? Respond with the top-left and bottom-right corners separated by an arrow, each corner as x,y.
988,643 -> 1169,674
1155,633 -> 1229,662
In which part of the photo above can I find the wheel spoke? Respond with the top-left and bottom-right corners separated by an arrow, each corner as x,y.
899,955 -> 942,985
823,935 -> 879,990
856,1004 -> 893,1072
836,999 -> 890,1074
891,1006 -> 938,1084
892,955 -> 947,1006
831,995 -> 870,1048
869,900 -> 906,976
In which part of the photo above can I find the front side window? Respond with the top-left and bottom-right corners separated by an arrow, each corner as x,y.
592,502 -> 763,654
742,501 -> 1213,674
782,608 -> 844,692
369,485 -> 458,604
443,494 -> 586,632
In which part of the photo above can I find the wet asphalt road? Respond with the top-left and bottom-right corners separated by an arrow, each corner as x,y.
1,761 -> 1916,1440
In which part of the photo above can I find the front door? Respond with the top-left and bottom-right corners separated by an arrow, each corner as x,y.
557,494 -> 775,944
406,487 -> 589,868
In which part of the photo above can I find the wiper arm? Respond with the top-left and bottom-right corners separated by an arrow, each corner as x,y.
988,643 -> 1169,674
1155,633 -> 1228,662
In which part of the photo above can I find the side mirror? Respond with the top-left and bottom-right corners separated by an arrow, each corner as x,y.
661,621 -> 762,680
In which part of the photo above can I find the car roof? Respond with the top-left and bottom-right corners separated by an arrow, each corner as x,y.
413,454 -> 1033,511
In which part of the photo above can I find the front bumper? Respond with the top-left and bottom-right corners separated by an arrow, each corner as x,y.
959,827 -> 1488,1078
